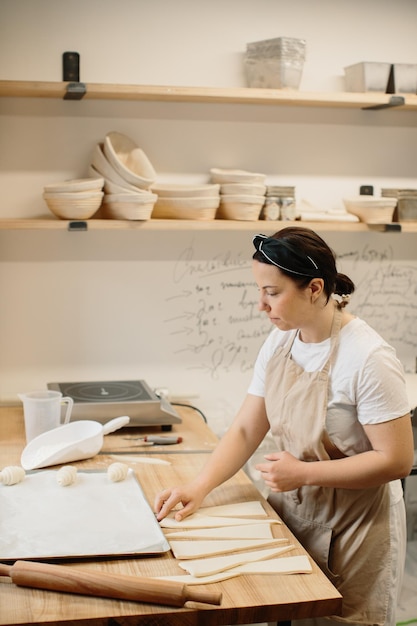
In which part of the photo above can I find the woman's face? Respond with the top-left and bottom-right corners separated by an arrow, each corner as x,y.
252,259 -> 313,331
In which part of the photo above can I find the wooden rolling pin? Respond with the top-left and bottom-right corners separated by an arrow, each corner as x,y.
0,560 -> 222,607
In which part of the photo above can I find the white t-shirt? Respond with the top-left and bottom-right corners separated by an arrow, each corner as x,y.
248,317 -> 410,503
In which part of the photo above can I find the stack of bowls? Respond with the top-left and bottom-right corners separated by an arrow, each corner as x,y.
43,177 -> 104,220
150,183 -> 220,220
90,132 -> 158,220
210,168 -> 266,220
382,188 -> 417,222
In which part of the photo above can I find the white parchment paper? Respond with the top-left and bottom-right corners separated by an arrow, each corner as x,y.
0,469 -> 169,560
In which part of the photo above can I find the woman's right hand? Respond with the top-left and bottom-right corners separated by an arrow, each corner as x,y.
154,484 -> 205,522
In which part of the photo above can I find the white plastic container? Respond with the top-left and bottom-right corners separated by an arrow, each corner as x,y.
387,63 -> 417,94
344,62 -> 391,93
244,37 -> 306,90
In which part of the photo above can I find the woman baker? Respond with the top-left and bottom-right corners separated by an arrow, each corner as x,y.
155,226 -> 414,626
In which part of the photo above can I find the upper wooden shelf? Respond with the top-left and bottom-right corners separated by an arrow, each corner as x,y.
1,80 -> 417,110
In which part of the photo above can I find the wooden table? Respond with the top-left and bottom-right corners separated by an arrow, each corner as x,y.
0,405 -> 342,626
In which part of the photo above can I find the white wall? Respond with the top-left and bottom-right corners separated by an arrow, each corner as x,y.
1,0 -> 417,429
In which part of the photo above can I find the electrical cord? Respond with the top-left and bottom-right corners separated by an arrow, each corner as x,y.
172,402 -> 207,423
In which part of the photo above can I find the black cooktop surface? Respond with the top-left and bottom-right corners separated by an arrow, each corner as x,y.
50,380 -> 154,404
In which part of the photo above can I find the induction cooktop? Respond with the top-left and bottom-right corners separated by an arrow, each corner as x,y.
47,380 -> 181,429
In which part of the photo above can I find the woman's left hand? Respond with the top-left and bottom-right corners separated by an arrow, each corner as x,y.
255,451 -> 305,492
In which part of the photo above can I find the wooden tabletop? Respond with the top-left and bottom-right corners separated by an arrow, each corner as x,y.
0,405 -> 342,626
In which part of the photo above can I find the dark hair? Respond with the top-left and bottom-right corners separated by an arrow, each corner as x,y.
252,227 -> 355,305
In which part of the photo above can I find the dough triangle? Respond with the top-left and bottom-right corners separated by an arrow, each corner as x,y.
178,544 -> 293,577
199,501 -> 267,517
160,514 -> 280,529
169,537 -> 288,559
164,522 -> 274,540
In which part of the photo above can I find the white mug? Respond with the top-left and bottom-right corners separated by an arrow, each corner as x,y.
18,390 -> 74,443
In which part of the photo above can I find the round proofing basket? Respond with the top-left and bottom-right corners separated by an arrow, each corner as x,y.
151,183 -> 220,198
103,132 -> 156,189
102,200 -> 155,221
43,177 -> 104,194
343,197 -> 397,224
152,205 -> 218,220
220,183 -> 266,196
210,168 -> 266,185
91,144 -> 141,191
152,196 -> 219,220
217,199 -> 264,221
43,192 -> 103,220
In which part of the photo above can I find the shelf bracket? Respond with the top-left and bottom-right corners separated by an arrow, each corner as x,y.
368,223 -> 402,232
64,82 -> 87,100
362,95 -> 405,111
67,221 -> 88,231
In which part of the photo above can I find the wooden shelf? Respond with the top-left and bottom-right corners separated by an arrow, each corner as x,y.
1,80 -> 417,110
1,80 -> 415,234
0,218 -> 415,233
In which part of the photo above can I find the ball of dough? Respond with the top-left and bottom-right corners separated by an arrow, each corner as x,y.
107,462 -> 129,482
0,466 -> 26,485
56,465 -> 78,487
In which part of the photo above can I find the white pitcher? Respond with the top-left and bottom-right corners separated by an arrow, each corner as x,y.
18,390 -> 73,443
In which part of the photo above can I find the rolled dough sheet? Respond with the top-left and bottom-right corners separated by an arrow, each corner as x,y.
199,501 -> 267,517
178,544 -> 293,577
164,522 -> 275,540
169,537 -> 288,559
160,514 -> 280,529
156,550 -> 314,584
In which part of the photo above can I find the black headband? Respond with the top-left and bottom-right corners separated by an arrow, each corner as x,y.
253,234 -> 322,278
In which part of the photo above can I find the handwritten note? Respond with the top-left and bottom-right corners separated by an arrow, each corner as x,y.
340,245 -> 417,373
164,242 -> 270,380
164,237 -> 417,379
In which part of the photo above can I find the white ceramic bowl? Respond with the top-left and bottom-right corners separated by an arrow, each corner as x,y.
210,168 -> 266,185
44,177 -> 104,193
220,183 -> 266,196
103,131 -> 156,189
43,191 -> 104,220
343,196 -> 397,224
151,183 -> 220,198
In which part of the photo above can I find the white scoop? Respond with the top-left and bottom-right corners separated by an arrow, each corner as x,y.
21,416 -> 130,470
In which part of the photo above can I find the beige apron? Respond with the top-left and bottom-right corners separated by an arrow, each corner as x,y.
266,308 -> 391,625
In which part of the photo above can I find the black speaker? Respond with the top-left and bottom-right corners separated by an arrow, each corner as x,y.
63,51 -> 80,82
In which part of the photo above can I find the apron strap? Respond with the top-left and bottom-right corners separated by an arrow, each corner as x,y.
321,305 -> 343,376
284,303 -> 343,369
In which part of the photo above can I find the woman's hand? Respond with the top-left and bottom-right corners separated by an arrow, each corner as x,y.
255,451 -> 306,492
154,484 -> 204,522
